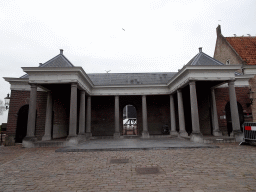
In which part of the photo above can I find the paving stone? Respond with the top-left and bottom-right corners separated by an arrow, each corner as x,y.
0,143 -> 256,191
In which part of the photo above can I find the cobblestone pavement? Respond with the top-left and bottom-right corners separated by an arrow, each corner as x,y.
0,143 -> 256,192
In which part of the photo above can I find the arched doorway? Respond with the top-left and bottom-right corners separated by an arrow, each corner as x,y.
123,105 -> 137,135
15,105 -> 29,143
225,102 -> 244,136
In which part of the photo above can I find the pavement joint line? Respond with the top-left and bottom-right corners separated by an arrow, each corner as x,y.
0,148 -> 36,168
0,152 -> 29,168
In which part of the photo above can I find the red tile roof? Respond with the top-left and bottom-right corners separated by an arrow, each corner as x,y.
226,36 -> 256,65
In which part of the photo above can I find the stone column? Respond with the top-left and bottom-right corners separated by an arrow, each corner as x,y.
170,94 -> 178,136
189,81 -> 203,143
142,95 -> 149,138
177,89 -> 188,137
68,83 -> 78,138
86,96 -> 92,137
22,84 -> 37,147
25,84 -> 38,138
189,81 -> 201,133
114,96 -> 120,138
228,81 -> 242,141
211,88 -> 222,136
78,90 -> 86,141
42,91 -> 53,141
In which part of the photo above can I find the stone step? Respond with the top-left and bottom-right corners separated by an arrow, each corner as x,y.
203,137 -> 236,144
34,141 -> 67,147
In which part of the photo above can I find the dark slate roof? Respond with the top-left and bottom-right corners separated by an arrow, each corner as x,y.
186,51 -> 224,66
87,72 -> 177,86
40,54 -> 74,68
20,53 -> 74,78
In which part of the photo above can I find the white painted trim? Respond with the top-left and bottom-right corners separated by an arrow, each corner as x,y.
21,67 -> 93,95
92,85 -> 170,96
3,77 -> 46,92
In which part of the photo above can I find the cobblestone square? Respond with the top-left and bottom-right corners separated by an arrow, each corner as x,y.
0,143 -> 256,192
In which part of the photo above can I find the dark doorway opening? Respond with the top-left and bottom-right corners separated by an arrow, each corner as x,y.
15,105 -> 29,143
123,105 -> 137,135
225,101 -> 244,136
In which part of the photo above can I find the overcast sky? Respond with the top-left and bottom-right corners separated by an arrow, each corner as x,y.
0,0 -> 256,124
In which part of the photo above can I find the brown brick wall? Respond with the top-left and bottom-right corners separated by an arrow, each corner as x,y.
91,96 -> 115,136
52,90 -> 70,138
249,76 -> 256,122
147,95 -> 170,135
215,87 -> 252,134
7,90 -> 47,140
91,95 -> 170,136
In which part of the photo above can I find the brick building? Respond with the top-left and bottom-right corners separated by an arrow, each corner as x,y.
3,32 -> 256,147
213,25 -> 256,134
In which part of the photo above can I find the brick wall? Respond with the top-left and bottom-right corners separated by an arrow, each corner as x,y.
147,95 -> 170,135
215,87 -> 252,134
91,96 -> 115,136
249,76 -> 256,122
52,89 -> 70,138
91,95 -> 171,136
7,90 -> 47,141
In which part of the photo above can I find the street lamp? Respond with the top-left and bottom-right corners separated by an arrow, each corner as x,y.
247,88 -> 254,107
4,93 -> 10,110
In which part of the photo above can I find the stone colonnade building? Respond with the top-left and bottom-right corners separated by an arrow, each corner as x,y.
4,48 -> 255,147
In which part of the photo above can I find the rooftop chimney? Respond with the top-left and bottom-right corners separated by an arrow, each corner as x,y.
199,47 -> 202,53
60,49 -> 63,54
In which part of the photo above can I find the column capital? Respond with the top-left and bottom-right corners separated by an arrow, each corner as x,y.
71,83 -> 77,87
189,81 -> 196,85
177,89 -> 182,93
30,84 -> 37,88
228,80 -> 235,85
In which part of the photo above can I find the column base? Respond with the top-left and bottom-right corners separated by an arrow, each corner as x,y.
85,132 -> 92,138
141,131 -> 150,138
213,130 -> 223,137
22,136 -> 37,148
66,136 -> 79,146
190,133 -> 203,143
233,130 -> 243,142
78,134 -> 87,143
170,131 -> 179,136
42,135 -> 52,141
113,132 -> 120,138
179,131 -> 188,138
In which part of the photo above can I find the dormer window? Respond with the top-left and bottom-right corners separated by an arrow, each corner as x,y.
226,59 -> 230,65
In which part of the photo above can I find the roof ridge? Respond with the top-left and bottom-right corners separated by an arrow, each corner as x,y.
192,53 -> 201,65
201,52 -> 224,65
40,54 -> 74,68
